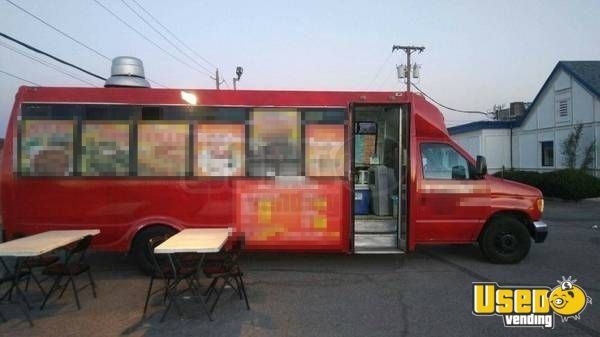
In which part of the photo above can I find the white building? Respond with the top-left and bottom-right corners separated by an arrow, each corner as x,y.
449,61 -> 600,175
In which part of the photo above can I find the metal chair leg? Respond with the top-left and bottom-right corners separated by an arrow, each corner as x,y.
160,286 -> 182,322
58,278 -> 72,299
143,277 -> 154,315
238,274 -> 250,310
24,273 -> 31,292
160,295 -> 173,322
70,276 -> 81,310
87,269 -> 97,298
205,277 -> 218,301
16,295 -> 33,327
29,272 -> 47,297
228,277 -> 242,299
209,278 -> 227,314
40,275 -> 62,310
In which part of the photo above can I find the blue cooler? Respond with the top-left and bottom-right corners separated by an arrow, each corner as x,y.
354,184 -> 370,215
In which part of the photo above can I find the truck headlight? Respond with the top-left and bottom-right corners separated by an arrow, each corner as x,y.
536,198 -> 544,213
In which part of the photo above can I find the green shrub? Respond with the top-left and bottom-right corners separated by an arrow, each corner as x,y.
494,169 -> 600,201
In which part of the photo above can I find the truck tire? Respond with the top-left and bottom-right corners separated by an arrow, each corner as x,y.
479,216 -> 531,264
132,226 -> 177,274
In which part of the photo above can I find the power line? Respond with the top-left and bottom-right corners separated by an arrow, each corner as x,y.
3,0 -> 111,61
93,0 -> 213,78
120,0 -> 213,74
0,40 -> 99,87
0,31 -> 106,81
0,69 -> 40,86
222,78 -> 231,89
367,52 -> 393,90
412,83 -> 491,116
3,1 -> 167,88
375,63 -> 397,91
129,0 -> 217,70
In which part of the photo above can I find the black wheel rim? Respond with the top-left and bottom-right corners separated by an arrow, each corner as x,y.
494,232 -> 518,254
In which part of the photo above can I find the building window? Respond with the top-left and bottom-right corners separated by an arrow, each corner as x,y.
541,141 -> 554,167
558,100 -> 568,118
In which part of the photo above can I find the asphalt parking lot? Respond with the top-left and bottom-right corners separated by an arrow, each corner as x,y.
0,199 -> 598,337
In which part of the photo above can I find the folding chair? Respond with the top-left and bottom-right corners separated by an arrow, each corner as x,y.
203,234 -> 250,314
40,235 -> 96,310
142,236 -> 171,316
0,257 -> 33,326
11,233 -> 58,296
143,236 -> 205,320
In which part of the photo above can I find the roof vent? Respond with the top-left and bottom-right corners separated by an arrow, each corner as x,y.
104,56 -> 150,88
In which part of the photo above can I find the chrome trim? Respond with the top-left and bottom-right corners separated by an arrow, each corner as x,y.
533,221 -> 548,243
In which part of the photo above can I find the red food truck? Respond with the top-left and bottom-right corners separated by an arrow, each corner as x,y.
1,84 -> 547,271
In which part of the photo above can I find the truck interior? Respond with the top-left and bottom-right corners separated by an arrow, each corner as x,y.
353,104 -> 408,253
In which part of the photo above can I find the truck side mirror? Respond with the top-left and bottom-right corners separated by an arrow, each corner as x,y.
451,165 -> 466,180
475,155 -> 487,177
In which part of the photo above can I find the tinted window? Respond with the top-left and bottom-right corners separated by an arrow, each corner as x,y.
196,124 -> 245,176
84,105 -> 136,120
541,141 -> 554,167
137,123 -> 189,176
421,143 -> 470,180
81,122 -> 130,176
303,109 -> 346,123
21,104 -> 79,120
20,120 -> 74,176
248,108 -> 301,176
305,124 -> 345,176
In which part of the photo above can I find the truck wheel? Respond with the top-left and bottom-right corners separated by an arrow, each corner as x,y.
479,216 -> 531,264
132,226 -> 177,274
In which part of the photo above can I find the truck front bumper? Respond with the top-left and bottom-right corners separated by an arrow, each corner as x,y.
533,221 -> 548,243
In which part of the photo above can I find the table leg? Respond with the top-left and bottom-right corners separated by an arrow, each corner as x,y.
194,253 -> 213,321
11,258 -> 34,327
160,254 -> 183,322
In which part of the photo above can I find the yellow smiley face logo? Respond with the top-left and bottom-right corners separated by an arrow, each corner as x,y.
548,277 -> 592,321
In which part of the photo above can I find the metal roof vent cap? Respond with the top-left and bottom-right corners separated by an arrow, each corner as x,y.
104,56 -> 151,88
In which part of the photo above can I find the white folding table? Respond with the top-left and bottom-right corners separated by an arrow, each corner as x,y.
0,229 -> 100,326
154,228 -> 232,321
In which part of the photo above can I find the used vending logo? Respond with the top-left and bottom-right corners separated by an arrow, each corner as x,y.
472,276 -> 592,328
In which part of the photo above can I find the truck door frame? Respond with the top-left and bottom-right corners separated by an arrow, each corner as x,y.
349,102 -> 409,252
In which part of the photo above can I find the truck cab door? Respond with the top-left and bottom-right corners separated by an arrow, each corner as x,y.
415,142 -> 490,242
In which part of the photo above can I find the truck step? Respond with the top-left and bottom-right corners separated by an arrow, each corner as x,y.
354,247 -> 405,254
354,219 -> 397,233
354,233 -> 397,248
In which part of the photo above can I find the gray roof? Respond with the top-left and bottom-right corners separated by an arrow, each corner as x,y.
560,61 -> 600,98
449,60 -> 600,135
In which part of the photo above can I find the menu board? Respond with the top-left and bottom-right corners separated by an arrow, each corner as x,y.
235,180 -> 344,249
354,134 -> 376,165
306,124 -> 345,176
196,124 -> 245,176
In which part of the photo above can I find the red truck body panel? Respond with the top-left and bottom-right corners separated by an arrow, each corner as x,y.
1,86 -> 542,253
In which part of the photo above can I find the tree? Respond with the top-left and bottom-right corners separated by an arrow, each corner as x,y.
581,141 -> 596,170
561,123 -> 596,170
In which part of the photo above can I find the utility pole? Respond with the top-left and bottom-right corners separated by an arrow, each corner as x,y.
392,45 -> 425,92
211,68 -> 225,90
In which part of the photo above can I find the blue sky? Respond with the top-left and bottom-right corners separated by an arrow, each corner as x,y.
1,0 -> 599,134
